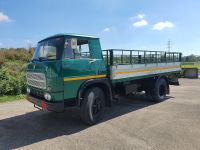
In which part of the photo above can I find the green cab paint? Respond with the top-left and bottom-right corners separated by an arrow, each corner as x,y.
26,34 -> 106,102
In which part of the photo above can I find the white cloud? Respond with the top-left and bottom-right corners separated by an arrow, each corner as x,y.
137,14 -> 145,19
0,12 -> 11,23
103,28 -> 111,32
129,14 -> 145,21
130,14 -> 148,28
0,42 -> 2,46
133,19 -> 148,27
152,21 -> 174,30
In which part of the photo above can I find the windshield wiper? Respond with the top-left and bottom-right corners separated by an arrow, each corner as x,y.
38,57 -> 47,61
47,54 -> 56,58
32,55 -> 56,62
31,58 -> 39,62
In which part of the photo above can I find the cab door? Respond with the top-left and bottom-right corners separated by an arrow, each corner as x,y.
62,38 -> 103,100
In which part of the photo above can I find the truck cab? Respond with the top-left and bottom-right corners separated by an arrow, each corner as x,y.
26,34 -> 110,112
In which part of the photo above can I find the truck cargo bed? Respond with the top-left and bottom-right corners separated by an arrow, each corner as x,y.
103,49 -> 182,82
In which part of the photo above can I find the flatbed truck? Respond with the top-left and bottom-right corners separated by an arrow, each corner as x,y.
26,34 -> 182,125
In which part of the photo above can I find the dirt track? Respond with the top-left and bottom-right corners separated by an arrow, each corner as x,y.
0,79 -> 200,150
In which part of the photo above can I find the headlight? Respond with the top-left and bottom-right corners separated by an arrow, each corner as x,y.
44,93 -> 51,101
27,87 -> 31,94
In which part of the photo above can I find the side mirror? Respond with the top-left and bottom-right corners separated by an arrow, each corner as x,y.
71,38 -> 77,50
64,38 -> 78,50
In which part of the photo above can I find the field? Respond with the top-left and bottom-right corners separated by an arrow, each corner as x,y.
0,95 -> 25,103
181,62 -> 200,72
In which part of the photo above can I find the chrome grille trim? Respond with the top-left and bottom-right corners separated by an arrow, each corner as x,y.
26,72 -> 46,89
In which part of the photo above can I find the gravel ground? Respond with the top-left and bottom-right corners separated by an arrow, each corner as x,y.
0,78 -> 200,150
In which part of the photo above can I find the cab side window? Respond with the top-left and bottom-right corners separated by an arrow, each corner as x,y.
74,39 -> 90,59
64,38 -> 91,59
77,41 -> 90,58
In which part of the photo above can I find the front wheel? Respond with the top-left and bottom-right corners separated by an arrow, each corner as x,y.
80,87 -> 105,125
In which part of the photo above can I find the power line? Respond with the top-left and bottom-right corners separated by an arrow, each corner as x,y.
167,40 -> 172,52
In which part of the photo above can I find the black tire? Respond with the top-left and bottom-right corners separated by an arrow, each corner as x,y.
80,87 -> 105,125
152,78 -> 168,102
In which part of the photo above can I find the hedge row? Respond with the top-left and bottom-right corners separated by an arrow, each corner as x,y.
0,48 -> 34,95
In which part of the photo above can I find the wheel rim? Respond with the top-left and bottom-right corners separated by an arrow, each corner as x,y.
92,98 -> 103,116
159,85 -> 166,98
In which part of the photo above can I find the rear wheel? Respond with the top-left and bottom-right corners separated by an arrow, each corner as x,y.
80,87 -> 105,125
152,78 -> 168,102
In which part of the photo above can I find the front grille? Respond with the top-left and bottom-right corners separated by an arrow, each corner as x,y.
30,89 -> 44,99
27,72 -> 46,89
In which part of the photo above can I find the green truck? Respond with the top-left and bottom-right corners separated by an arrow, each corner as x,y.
26,33 -> 182,125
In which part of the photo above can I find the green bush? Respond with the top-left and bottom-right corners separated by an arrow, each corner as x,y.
0,48 -> 33,95
0,65 -> 27,95
0,51 -> 5,67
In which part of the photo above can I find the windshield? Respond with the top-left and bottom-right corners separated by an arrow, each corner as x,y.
32,37 -> 64,61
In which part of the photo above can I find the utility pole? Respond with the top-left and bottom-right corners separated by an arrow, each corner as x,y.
167,40 -> 172,52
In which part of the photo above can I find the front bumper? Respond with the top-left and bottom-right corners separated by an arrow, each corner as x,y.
27,95 -> 64,112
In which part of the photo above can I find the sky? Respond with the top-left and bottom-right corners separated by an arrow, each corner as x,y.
0,0 -> 200,56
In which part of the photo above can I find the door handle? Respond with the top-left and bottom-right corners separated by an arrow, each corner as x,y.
89,60 -> 96,63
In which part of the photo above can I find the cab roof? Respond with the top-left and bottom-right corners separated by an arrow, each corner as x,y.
38,33 -> 99,43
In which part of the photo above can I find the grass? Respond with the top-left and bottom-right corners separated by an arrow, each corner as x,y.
181,63 -> 200,72
0,94 -> 26,103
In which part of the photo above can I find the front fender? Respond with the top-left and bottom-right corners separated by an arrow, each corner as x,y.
77,78 -> 112,107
